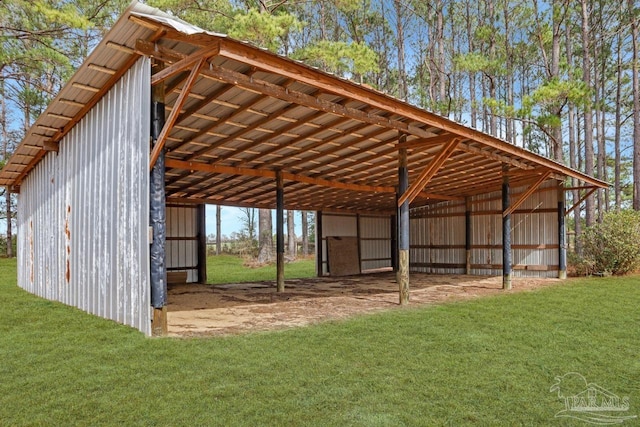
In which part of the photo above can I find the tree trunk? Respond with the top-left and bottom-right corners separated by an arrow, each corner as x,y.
614,28 -> 623,210
287,210 -> 296,259
487,0 -> 497,137
466,1 -> 477,129
436,0 -> 446,115
594,20 -> 606,220
581,0 -> 596,225
566,23 -> 582,253
551,0 -> 563,163
630,0 -> 640,211
301,211 -> 308,256
1,74 -> 11,257
257,208 -> 274,263
394,0 -> 407,100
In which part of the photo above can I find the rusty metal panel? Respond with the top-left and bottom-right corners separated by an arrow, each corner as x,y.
16,58 -> 151,335
166,205 -> 198,283
359,215 -> 391,271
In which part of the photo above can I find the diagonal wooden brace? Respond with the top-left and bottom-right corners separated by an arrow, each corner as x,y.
565,187 -> 598,216
397,137 -> 461,207
149,57 -> 206,170
503,170 -> 552,217
150,42 -> 220,86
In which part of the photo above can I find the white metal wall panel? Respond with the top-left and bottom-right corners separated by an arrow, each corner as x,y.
359,215 -> 391,271
16,58 -> 151,335
409,181 -> 560,278
470,193 -> 502,276
166,205 -> 198,282
511,183 -> 559,278
410,203 -> 466,274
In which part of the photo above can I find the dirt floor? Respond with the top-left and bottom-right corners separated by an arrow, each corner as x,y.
166,271 -> 564,337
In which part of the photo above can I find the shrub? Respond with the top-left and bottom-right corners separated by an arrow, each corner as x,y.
582,210 -> 640,275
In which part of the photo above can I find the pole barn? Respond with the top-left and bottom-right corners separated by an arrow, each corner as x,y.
0,2 -> 607,336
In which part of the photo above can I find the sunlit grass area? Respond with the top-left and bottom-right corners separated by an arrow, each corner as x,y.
206,254 -> 316,284
1,256 -> 638,425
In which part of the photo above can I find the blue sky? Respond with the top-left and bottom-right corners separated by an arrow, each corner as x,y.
204,205 -> 305,238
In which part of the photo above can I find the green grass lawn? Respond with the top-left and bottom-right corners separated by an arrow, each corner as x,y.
206,254 -> 315,284
1,257 -> 639,426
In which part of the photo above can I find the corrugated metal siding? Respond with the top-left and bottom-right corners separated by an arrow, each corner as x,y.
16,58 -> 151,335
409,181 -> 560,278
470,192 -> 502,276
320,213 -> 391,274
410,203 -> 466,274
511,183 -> 559,278
469,182 -> 559,277
359,215 -> 391,271
166,205 -> 198,282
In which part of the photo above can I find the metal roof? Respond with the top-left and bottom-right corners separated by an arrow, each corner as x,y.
0,1 -> 608,214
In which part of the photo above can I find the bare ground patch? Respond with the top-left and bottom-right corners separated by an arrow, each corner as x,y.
167,272 -> 563,337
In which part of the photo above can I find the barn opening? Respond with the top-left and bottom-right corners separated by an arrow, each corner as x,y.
0,3 -> 607,336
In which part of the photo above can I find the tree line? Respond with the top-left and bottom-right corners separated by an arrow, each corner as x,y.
1,0 -> 639,257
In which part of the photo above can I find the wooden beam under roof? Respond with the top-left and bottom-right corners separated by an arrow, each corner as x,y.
397,133 -> 460,150
398,137 -> 462,206
165,159 -> 395,194
212,37 -> 607,188
208,109 -> 327,165
150,43 -> 220,86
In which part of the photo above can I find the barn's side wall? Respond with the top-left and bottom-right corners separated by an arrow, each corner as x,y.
319,213 -> 392,275
410,181 -> 560,278
17,58 -> 152,335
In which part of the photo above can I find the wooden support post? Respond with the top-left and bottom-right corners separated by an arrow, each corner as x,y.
558,184 -> 567,279
316,211 -> 323,276
152,306 -> 167,337
150,62 -> 168,336
465,197 -> 472,275
197,203 -> 207,284
276,171 -> 285,292
502,171 -> 512,290
398,144 -> 410,305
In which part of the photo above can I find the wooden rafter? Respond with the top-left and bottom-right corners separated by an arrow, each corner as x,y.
178,94 -> 263,159
398,138 -> 461,207
213,37 -> 607,188
199,64 -> 435,139
503,171 -> 552,217
150,57 -> 206,170
234,114 -> 352,167
185,103 -> 299,161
